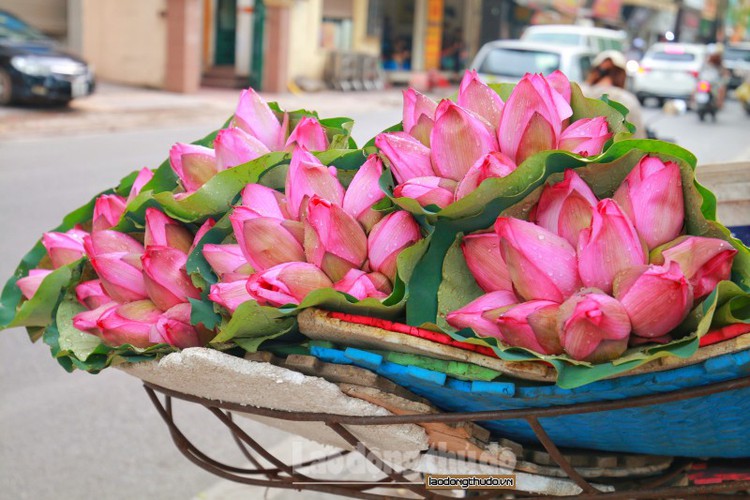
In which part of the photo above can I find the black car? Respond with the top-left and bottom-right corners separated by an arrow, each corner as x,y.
0,10 -> 95,105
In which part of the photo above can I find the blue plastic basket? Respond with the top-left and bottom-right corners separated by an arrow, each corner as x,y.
310,343 -> 750,458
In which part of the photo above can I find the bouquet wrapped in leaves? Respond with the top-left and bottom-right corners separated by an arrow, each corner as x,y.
2,71 -> 749,390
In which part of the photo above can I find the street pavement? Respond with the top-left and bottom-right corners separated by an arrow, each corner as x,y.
1,82 -> 749,500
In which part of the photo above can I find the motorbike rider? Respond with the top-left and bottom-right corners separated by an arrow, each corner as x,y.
698,48 -> 729,110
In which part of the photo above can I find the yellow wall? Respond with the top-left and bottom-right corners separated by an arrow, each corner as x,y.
81,0 -> 167,88
352,0 -> 381,56
287,0 -> 327,80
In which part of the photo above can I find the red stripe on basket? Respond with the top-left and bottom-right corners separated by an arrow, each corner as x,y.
327,311 -> 500,358
699,323 -> 750,347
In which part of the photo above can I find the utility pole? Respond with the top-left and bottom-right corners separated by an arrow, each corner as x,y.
673,0 -> 685,41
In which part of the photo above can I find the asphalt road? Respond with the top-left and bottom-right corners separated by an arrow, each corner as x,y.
0,98 -> 748,500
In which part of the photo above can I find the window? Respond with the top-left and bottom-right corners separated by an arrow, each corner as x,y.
650,52 -> 696,62
478,48 -> 560,77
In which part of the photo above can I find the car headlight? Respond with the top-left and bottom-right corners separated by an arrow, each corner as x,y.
10,56 -> 87,77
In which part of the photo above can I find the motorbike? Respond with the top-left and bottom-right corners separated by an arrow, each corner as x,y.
694,80 -> 718,122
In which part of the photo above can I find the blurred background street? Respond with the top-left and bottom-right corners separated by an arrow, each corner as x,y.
1,0 -> 750,499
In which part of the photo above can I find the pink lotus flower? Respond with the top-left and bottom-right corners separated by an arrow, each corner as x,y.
496,300 -> 562,354
534,169 -> 597,247
284,147 -> 344,219
92,194 -> 127,231
95,299 -> 163,348
141,246 -> 201,311
89,252 -> 148,303
445,291 -> 519,338
402,88 -> 438,145
144,208 -> 194,255
127,167 -> 154,203
240,183 -> 290,219
285,116 -> 329,151
190,219 -> 216,253
577,199 -> 647,294
614,262 -> 694,338
457,70 -> 504,129
393,176 -> 457,209
16,269 -> 53,300
84,230 -> 144,257
72,303 -> 115,335
546,70 -> 572,103
558,290 -> 631,362
214,127 -> 270,170
75,280 -> 112,310
209,280 -> 254,313
151,303 -> 202,349
368,211 -> 422,281
497,73 -> 572,165
334,269 -> 392,300
461,233 -> 513,293
169,143 -> 218,193
558,117 -> 611,157
430,100 -> 498,181
342,155 -> 386,231
374,132 -> 434,184
230,206 -> 305,272
42,228 -> 87,268
304,197 -> 368,282
203,244 -> 253,281
652,236 -> 737,300
495,217 -> 582,302
613,156 -> 684,249
233,88 -> 284,150
246,262 -> 333,307
454,152 -> 516,201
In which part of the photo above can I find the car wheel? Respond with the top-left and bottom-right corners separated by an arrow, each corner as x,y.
0,69 -> 12,105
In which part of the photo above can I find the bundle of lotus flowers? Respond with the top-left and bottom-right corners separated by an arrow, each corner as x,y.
1,70 -> 748,389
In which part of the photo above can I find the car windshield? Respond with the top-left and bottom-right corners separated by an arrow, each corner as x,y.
524,33 -> 583,46
479,48 -> 561,77
0,19 -> 49,43
649,51 -> 696,62
725,47 -> 750,62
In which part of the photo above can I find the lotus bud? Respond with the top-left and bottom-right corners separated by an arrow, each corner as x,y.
169,143 -> 218,193
72,303 -> 115,336
89,252 -> 148,303
334,269 -> 392,300
367,211 -> 422,281
203,244 -> 253,281
42,228 -> 87,268
342,155 -> 386,231
457,70 -> 504,128
651,236 -> 737,301
430,100 -> 498,181
75,280 -> 112,310
613,156 -> 684,249
402,88 -> 438,145
496,300 -> 562,354
454,152 -> 516,201
151,303 -> 202,349
495,217 -> 582,302
141,246 -> 201,311
393,176 -> 457,209
285,147 -> 345,219
215,127 -> 270,170
577,199 -> 647,294
304,196 -> 368,282
446,291 -> 519,338
92,194 -> 127,231
127,167 -> 154,203
461,233 -> 513,293
246,262 -> 333,307
558,290 -> 631,362
96,300 -> 162,348
558,117 -> 611,157
190,219 -> 216,254
285,116 -> 329,151
84,230 -> 144,258
534,169 -> 597,247
233,88 -> 283,150
208,280 -> 254,313
230,206 -> 305,272
240,183 -> 289,219
614,262 -> 694,338
546,70 -> 572,103
375,132 -> 435,184
16,269 -> 53,300
144,208 -> 193,254
498,73 -> 572,165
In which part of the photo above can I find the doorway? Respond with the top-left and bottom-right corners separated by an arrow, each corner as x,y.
215,0 -> 237,65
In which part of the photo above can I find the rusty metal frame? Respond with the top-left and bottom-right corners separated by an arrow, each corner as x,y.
143,373 -> 750,499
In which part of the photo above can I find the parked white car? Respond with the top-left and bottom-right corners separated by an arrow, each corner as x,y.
521,25 -> 627,54
470,40 -> 594,84
632,43 -> 707,105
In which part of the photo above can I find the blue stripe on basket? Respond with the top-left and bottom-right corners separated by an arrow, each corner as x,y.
310,344 -> 750,457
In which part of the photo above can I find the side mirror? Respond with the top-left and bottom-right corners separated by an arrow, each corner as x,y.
663,99 -> 688,115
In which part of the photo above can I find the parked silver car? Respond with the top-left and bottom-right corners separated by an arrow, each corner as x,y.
631,43 -> 707,105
